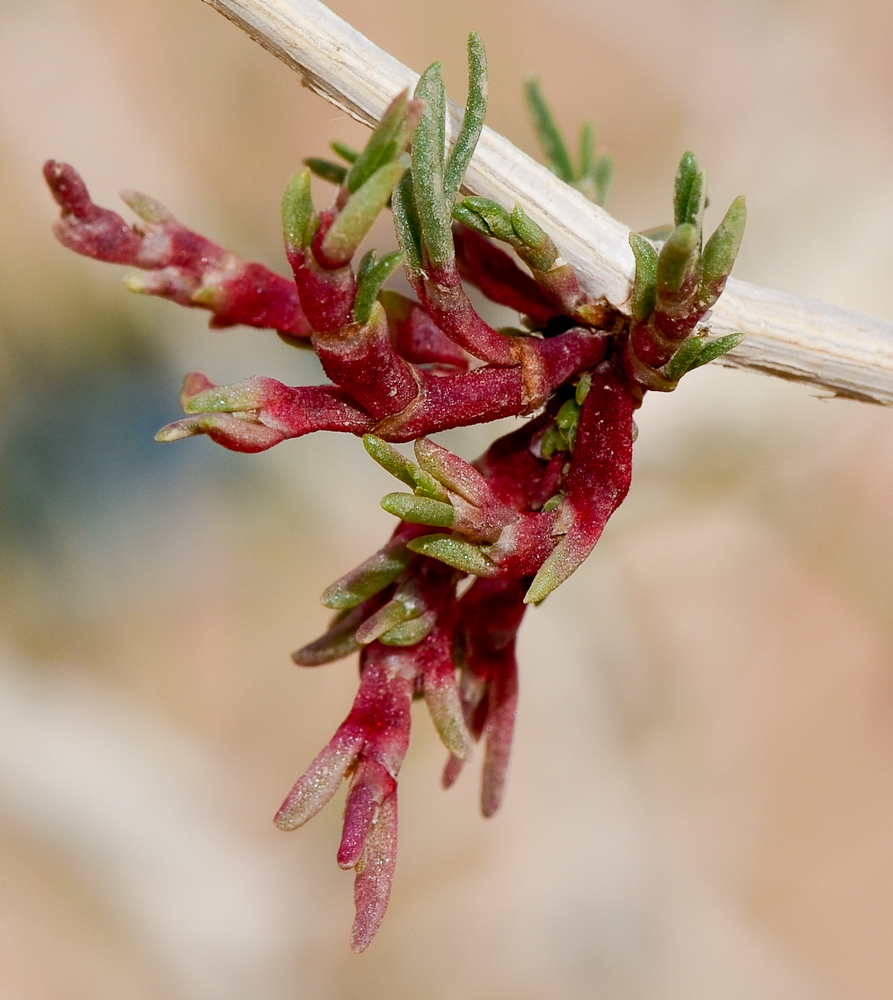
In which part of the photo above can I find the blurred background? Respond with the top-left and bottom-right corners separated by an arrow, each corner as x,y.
2,0 -> 893,996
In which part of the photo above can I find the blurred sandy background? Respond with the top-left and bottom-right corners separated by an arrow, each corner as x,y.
3,0 -> 893,997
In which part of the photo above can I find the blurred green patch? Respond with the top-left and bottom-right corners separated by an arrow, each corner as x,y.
0,301 -> 236,659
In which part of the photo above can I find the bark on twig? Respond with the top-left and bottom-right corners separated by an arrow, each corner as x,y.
203,0 -> 893,404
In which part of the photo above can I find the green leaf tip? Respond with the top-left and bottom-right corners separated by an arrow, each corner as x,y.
511,204 -> 557,271
459,197 -> 513,240
304,157 -> 347,186
392,171 -> 422,280
345,89 -> 413,194
524,532 -> 589,604
355,597 -> 420,645
699,195 -> 747,304
681,168 -> 707,232
673,151 -> 699,228
524,78 -> 612,204
575,122 -> 613,204
578,120 -> 594,179
412,61 -> 452,268
629,232 -> 658,321
555,397 -> 580,431
593,154 -> 613,206
663,331 -> 745,381
525,78 -> 574,182
379,610 -> 437,647
687,331 -> 745,370
353,250 -> 404,324
663,334 -> 707,381
292,606 -> 364,665
451,200 -> 491,236
406,534 -> 498,577
281,168 -> 314,250
363,435 -> 449,501
331,141 -> 359,164
320,545 -> 413,610
320,160 -> 406,267
380,492 -> 456,528
443,31 -> 488,202
656,222 -> 699,296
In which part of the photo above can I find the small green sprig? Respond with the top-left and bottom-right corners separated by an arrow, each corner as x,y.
393,32 -> 489,277
524,79 -> 613,205
453,197 -> 558,272
353,249 -> 404,324
304,140 -> 360,187
626,151 -> 747,386
540,375 -> 591,458
629,152 -> 746,331
283,91 -> 420,268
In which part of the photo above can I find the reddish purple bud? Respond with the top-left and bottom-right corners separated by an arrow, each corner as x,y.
45,161 -> 310,338
480,644 -> 518,818
338,759 -> 397,869
351,787 -> 398,953
45,160 -> 143,263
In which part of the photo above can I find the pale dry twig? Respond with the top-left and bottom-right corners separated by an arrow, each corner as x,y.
204,0 -> 893,404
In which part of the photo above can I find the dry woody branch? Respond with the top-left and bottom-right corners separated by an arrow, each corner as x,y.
203,0 -> 893,405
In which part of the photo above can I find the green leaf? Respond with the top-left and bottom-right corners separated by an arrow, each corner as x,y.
355,598 -> 419,645
511,204 -> 557,271
594,154 -> 613,206
540,425 -> 567,459
364,434 -> 422,487
292,606 -> 364,665
443,31 -> 488,202
304,157 -> 348,186
321,544 -> 413,609
656,222 -> 699,297
578,120 -> 594,179
380,492 -> 456,528
525,78 -> 574,182
331,141 -> 359,164
346,90 -> 409,193
320,160 -> 405,266
699,195 -> 747,306
281,168 -> 314,252
363,434 -> 449,501
555,398 -> 580,431
461,196 -> 514,240
524,530 -> 592,604
629,232 -> 658,321
686,332 -> 744,370
380,610 -> 437,646
683,168 -> 707,231
663,334 -> 707,381
392,172 -> 422,280
451,201 -> 491,235
673,152 -> 698,228
407,534 -> 498,576
355,249 -> 377,286
353,250 -> 404,324
412,62 -> 453,267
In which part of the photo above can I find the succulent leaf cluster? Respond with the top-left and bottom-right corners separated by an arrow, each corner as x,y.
44,32 -> 745,951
